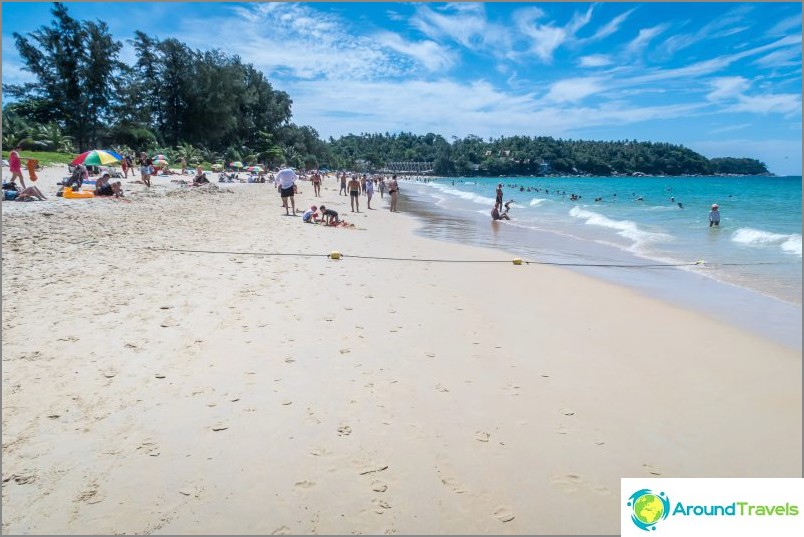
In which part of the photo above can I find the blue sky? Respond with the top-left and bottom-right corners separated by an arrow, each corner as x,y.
2,2 -> 802,175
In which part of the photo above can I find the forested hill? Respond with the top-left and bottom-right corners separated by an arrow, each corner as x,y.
2,3 -> 770,177
327,133 -> 770,177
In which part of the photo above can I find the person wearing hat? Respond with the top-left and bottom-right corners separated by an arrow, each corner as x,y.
709,204 -> 720,227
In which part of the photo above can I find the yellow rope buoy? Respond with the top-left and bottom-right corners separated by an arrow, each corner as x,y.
512,258 -> 523,265
329,251 -> 342,260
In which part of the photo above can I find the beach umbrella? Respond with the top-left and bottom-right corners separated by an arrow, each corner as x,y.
153,159 -> 168,167
71,149 -> 123,166
230,161 -> 243,169
152,154 -> 169,162
246,165 -> 264,173
211,163 -> 223,172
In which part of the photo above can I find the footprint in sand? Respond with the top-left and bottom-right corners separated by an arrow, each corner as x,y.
271,526 -> 291,535
493,505 -> 515,523
440,477 -> 467,494
337,425 -> 352,436
643,463 -> 662,476
372,482 -> 388,492
435,383 -> 449,393
475,431 -> 491,442
294,480 -> 315,489
372,498 -> 392,514
560,408 -> 575,416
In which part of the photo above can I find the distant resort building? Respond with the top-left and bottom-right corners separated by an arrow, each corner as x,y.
381,161 -> 435,174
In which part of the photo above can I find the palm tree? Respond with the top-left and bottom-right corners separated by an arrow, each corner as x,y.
33,122 -> 75,153
175,141 -> 201,164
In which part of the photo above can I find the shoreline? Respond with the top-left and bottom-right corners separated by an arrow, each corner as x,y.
2,166 -> 801,534
398,181 -> 802,351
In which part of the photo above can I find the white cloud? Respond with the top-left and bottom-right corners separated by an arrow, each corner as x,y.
766,14 -> 802,36
706,77 -> 751,102
585,8 -> 635,42
544,77 -> 606,103
373,32 -> 457,72
753,46 -> 802,68
515,4 -> 596,63
409,3 -> 509,55
626,25 -> 668,55
708,123 -> 752,134
730,93 -> 802,115
176,3 -> 405,81
578,54 -> 614,68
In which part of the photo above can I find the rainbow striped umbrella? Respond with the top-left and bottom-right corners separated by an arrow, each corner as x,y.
152,154 -> 169,162
71,149 -> 123,166
153,159 -> 168,167
230,161 -> 243,169
246,165 -> 264,173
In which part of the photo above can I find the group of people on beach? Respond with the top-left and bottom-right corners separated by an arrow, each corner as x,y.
337,172 -> 400,213
265,164 -> 402,226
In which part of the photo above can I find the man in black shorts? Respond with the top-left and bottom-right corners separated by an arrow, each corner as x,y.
95,172 -> 124,197
347,174 -> 360,212
275,164 -> 298,215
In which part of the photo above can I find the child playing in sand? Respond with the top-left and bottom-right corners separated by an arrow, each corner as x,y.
318,205 -> 340,225
302,205 -> 320,223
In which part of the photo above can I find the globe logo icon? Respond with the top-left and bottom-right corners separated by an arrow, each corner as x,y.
627,489 -> 670,531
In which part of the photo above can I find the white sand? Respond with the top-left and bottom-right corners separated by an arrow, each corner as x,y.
2,165 -> 800,534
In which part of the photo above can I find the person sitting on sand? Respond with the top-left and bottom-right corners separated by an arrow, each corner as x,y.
193,166 -> 209,185
302,205 -> 320,223
94,172 -> 124,198
319,205 -> 340,225
63,164 -> 88,191
3,184 -> 47,201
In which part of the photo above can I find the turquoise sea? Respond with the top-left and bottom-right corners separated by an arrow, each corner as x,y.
401,175 -> 802,349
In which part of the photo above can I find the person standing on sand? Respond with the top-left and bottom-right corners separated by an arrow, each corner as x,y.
276,163 -> 298,216
339,172 -> 347,196
180,158 -> 187,176
311,170 -> 322,197
388,175 -> 399,212
8,146 -> 26,189
709,204 -> 720,227
137,153 -> 152,187
348,174 -> 361,212
379,176 -> 386,198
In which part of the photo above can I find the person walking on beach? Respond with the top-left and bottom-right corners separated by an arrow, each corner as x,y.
348,174 -> 361,212
388,175 -> 399,212
709,204 -> 720,227
8,146 -> 26,189
137,153 -> 152,187
365,174 -> 375,209
495,183 -> 503,211
379,177 -> 386,198
276,163 -> 298,215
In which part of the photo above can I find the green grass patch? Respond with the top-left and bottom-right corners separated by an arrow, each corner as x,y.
2,150 -> 78,166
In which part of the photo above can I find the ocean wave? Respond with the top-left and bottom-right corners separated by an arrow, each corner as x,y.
427,183 -> 496,205
569,207 -> 672,246
529,198 -> 548,206
732,228 -> 803,257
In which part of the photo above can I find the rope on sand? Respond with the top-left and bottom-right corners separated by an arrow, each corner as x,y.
141,247 -> 792,268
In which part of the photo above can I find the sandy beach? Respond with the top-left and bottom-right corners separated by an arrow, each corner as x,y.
2,165 -> 801,534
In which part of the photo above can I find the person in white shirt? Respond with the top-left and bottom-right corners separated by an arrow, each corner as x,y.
275,164 -> 298,215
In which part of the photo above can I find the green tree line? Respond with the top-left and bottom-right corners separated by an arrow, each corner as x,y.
2,3 -> 769,176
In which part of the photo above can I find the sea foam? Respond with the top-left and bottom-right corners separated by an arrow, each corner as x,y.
732,228 -> 803,257
569,207 -> 672,246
